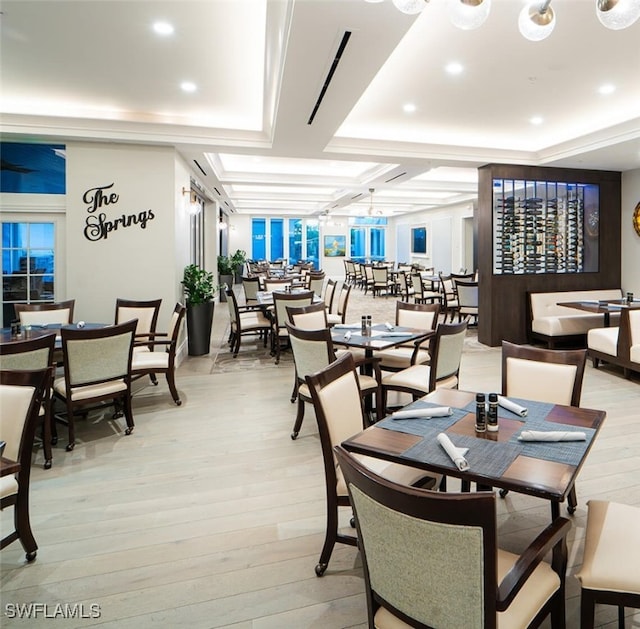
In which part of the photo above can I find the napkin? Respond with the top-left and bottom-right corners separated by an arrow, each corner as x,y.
333,323 -> 361,329
437,433 -> 470,471
391,406 -> 452,420
380,331 -> 412,337
497,395 -> 528,417
343,331 -> 352,341
518,430 -> 586,442
385,322 -> 395,331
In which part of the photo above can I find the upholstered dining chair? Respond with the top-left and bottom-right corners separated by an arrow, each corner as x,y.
307,272 -> 325,297
500,341 -> 587,513
53,319 -> 137,451
131,303 -> 186,405
14,300 -> 75,326
225,289 -> 271,358
376,302 -> 440,373
286,301 -> 328,331
271,290 -> 314,364
1,368 -> 50,561
380,319 -> 468,414
286,323 -> 382,439
333,444 -> 571,629
576,500 -> 640,629
264,278 -> 292,293
304,353 -> 440,576
411,273 -> 439,305
115,298 -> 162,359
0,333 -> 56,469
455,279 -> 479,327
323,278 -> 337,313
326,283 -> 352,327
395,271 -> 414,301
371,266 -> 395,298
241,276 -> 261,304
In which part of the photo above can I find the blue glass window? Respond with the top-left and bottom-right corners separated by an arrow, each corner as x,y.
270,218 -> 284,261
251,218 -> 266,260
306,221 -> 319,269
350,227 -> 366,263
0,143 -> 66,194
289,219 -> 302,264
370,227 -> 386,261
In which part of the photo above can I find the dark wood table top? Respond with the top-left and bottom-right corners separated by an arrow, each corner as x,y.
557,299 -> 640,314
342,388 -> 605,511
331,324 -> 433,353
0,456 -> 21,477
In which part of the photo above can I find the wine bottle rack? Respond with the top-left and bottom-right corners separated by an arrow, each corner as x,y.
492,178 -> 599,275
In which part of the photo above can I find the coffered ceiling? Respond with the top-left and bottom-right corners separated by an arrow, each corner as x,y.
1,0 -> 639,217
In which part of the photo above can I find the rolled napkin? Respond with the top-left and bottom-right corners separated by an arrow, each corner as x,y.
333,323 -> 361,329
518,430 -> 586,442
437,433 -> 470,471
380,331 -> 412,337
343,331 -> 352,341
385,321 -> 395,331
391,406 -> 453,420
497,395 -> 528,417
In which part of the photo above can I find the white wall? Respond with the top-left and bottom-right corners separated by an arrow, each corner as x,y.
621,168 -> 640,295
66,142 -> 188,325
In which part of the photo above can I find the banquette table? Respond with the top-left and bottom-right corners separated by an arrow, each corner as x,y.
342,387 -> 605,520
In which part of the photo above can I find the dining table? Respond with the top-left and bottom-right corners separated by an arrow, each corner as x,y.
557,299 -> 640,327
341,387 -> 605,520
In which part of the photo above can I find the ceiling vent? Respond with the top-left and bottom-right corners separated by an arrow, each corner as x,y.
307,31 -> 352,125
193,159 -> 208,177
385,171 -> 407,183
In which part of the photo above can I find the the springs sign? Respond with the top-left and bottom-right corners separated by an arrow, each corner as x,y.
82,183 -> 155,242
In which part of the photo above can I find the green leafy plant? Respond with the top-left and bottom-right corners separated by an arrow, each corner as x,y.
217,255 -> 234,275
182,264 -> 215,306
230,249 -> 247,273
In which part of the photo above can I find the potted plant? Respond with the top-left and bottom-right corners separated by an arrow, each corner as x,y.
217,255 -> 234,302
230,249 -> 247,284
182,264 -> 215,356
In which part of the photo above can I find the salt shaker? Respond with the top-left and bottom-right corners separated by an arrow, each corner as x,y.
475,393 -> 486,432
487,393 -> 499,432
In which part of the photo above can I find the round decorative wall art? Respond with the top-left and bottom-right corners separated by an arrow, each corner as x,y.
634,201 -> 640,237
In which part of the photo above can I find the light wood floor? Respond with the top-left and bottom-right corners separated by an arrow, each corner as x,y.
2,287 -> 639,628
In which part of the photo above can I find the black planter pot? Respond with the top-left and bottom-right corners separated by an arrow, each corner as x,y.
218,274 -> 234,301
186,301 -> 215,356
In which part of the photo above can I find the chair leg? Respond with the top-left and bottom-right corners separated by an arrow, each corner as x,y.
15,491 -> 38,562
42,403 -> 53,470
149,373 -> 158,386
580,589 -> 596,629
567,484 -> 578,514
291,399 -> 305,440
166,371 -> 181,406
122,393 -> 135,435
315,501 -> 338,577
66,403 -> 76,451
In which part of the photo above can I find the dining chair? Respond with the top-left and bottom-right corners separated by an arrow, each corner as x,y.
438,273 -> 461,322
1,367 -> 50,561
225,289 -> 271,358
500,341 -> 587,513
343,260 -> 356,285
575,500 -> 640,629
323,278 -> 337,313
271,290 -> 314,364
241,276 -> 261,304
411,273 -> 439,305
371,266 -> 394,298
376,302 -> 440,373
115,297 -> 162,356
304,353 -> 440,576
380,319 -> 468,414
326,283 -> 352,326
333,444 -> 571,629
395,271 -> 414,301
362,264 -> 375,294
264,278 -> 292,293
52,319 -> 137,451
455,279 -> 479,327
286,301 -> 328,331
14,300 -> 75,326
307,272 -> 325,297
0,333 -> 56,469
131,303 -> 186,404
287,323 -> 382,439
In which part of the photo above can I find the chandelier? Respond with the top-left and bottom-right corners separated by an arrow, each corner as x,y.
387,0 -> 640,40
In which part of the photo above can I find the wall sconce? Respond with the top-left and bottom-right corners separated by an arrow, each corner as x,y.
182,187 -> 202,216
218,215 -> 228,230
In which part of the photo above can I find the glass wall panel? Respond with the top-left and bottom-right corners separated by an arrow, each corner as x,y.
289,218 -> 302,264
270,218 -> 284,261
306,221 -> 319,269
251,218 -> 266,260
0,143 -> 66,194
350,227 -> 366,263
370,227 -> 386,261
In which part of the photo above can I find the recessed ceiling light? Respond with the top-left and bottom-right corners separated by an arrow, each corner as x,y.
445,62 -> 464,75
180,81 -> 197,93
598,83 -> 616,95
530,116 -> 544,125
153,21 -> 174,36
403,103 -> 417,113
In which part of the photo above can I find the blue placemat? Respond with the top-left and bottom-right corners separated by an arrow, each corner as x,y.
462,397 -> 555,421
402,434 -> 521,477
377,400 -> 469,438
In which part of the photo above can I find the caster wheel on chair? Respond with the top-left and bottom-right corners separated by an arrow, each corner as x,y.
499,489 -> 509,499
124,427 -> 133,435
350,517 -> 356,528
51,436 -> 58,445
26,551 -> 37,562
568,505 -> 577,515
315,563 -> 327,577
66,443 -> 75,452
44,459 -> 52,470
291,432 -> 298,440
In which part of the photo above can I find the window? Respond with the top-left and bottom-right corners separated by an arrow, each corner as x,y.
306,221 -> 319,269
270,218 -> 284,261
349,217 -> 387,262
370,227 -> 386,261
0,143 -> 66,194
251,218 -> 266,260
288,218 -> 302,264
350,227 -> 366,263
2,222 -> 55,325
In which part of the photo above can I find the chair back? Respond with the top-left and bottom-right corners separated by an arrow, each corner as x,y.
264,278 -> 292,293
323,278 -> 337,312
395,301 -> 439,330
396,271 -> 411,299
272,291 -> 314,332
334,283 -> 352,318
115,298 -> 162,338
305,353 -> 366,473
226,288 -> 240,327
429,320 -> 468,389
501,341 -> 586,407
286,324 -> 335,386
334,444 -> 497,629
455,280 -> 478,307
0,369 -> 49,480
364,264 -> 374,282
308,273 -> 325,296
61,320 -> 136,390
372,266 -> 388,283
286,301 -> 328,330
165,303 -> 186,347
411,273 -> 427,301
15,300 -> 75,326
242,276 -> 261,303
0,333 -> 56,372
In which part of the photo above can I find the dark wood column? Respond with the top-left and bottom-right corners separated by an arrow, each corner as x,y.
477,164 -> 621,347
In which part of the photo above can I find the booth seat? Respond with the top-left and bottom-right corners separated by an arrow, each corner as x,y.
529,289 -> 622,348
588,307 -> 640,378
